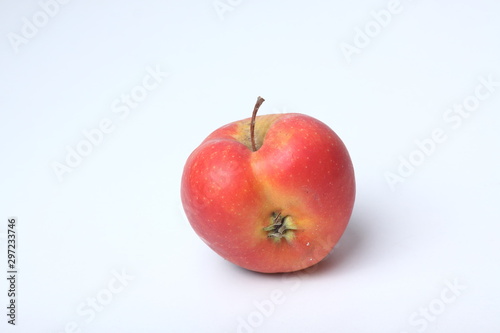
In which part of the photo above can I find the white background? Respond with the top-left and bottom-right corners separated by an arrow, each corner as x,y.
1,1 -> 500,332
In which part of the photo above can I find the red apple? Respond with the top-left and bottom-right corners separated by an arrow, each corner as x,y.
181,97 -> 355,273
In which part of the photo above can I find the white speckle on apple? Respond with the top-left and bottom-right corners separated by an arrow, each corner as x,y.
306,242 -> 310,246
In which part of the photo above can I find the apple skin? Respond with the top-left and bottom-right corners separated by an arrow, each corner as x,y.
181,113 -> 355,273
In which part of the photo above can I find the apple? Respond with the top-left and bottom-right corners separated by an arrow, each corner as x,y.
181,97 -> 355,273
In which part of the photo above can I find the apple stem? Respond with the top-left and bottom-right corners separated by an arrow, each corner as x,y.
250,96 -> 265,152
